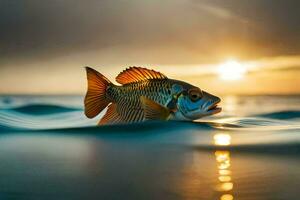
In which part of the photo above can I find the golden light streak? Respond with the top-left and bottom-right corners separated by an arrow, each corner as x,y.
219,176 -> 232,182
221,194 -> 234,200
214,133 -> 234,199
219,169 -> 231,175
216,182 -> 233,191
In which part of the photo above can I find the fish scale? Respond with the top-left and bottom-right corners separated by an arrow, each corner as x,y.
106,80 -> 172,122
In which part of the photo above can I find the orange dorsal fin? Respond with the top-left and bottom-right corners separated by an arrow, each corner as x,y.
116,67 -> 167,85
98,103 -> 122,125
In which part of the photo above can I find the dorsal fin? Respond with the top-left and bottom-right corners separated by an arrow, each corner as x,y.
116,67 -> 167,85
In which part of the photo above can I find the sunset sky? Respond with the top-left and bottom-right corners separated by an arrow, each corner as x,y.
1,0 -> 299,95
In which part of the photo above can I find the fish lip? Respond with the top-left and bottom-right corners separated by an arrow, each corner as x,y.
206,99 -> 222,114
207,107 -> 222,115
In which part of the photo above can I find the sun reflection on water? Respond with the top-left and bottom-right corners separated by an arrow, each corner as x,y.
214,133 -> 234,200
214,134 -> 231,146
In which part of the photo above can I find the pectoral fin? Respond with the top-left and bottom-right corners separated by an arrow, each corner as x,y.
140,96 -> 171,121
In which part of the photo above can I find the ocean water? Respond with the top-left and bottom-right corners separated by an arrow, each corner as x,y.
0,95 -> 299,200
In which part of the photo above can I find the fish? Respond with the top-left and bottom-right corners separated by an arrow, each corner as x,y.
84,66 -> 221,125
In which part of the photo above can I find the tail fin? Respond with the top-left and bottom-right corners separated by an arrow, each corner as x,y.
84,67 -> 111,118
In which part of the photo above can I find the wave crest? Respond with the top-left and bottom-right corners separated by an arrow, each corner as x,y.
0,104 -> 299,132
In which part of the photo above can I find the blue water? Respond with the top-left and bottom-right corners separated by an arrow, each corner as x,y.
0,95 -> 299,200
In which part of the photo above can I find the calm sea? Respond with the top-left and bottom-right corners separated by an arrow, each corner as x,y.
0,95 -> 299,200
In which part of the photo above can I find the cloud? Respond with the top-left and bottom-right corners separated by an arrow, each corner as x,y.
157,55 -> 300,78
0,0 -> 300,94
1,0 -> 300,65
194,2 -> 247,23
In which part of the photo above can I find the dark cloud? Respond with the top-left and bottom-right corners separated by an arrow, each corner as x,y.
0,0 -> 299,65
207,0 -> 300,48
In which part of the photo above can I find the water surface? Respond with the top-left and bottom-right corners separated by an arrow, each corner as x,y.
0,95 -> 299,200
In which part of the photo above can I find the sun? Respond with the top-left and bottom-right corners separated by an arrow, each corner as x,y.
217,60 -> 247,81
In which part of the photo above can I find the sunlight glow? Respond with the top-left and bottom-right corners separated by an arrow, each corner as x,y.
221,194 -> 234,200
217,60 -> 247,81
214,134 -> 231,146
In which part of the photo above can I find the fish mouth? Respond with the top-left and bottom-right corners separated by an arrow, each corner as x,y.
206,100 -> 222,114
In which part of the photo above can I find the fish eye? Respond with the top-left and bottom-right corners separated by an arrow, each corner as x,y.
188,88 -> 203,102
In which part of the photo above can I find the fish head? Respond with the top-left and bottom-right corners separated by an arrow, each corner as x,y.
169,80 -> 221,120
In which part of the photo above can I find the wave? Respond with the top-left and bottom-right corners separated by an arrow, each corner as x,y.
1,105 -> 299,157
0,119 -> 213,133
1,119 -> 299,157
209,117 -> 300,131
1,116 -> 299,133
0,109 -> 96,131
256,110 -> 300,120
0,103 -> 299,132
8,104 -> 81,115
